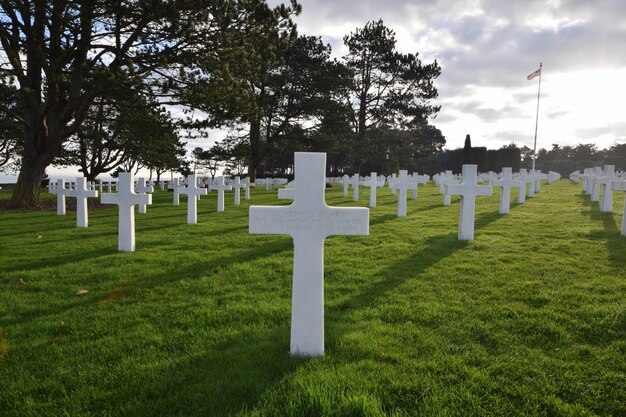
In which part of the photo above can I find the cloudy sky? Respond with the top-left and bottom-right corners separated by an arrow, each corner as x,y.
275,0 -> 626,151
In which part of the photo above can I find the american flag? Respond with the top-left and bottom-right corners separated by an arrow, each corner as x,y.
527,68 -> 541,80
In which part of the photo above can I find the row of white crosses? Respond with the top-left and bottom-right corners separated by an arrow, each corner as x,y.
574,165 -> 626,235
49,173 -> 258,252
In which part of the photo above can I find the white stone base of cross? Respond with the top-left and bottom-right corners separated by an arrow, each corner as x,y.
249,152 -> 369,356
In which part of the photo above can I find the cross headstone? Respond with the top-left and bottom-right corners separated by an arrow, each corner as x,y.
210,176 -> 232,212
389,173 -> 398,195
409,173 -> 422,200
168,178 -> 181,206
446,164 -> 492,241
244,177 -> 255,200
350,174 -> 360,202
610,179 -> 626,236
527,170 -> 536,197
440,170 -> 456,206
599,165 -> 616,212
159,180 -> 166,191
135,178 -> 154,214
548,171 -> 561,184
278,180 -> 295,200
49,178 -> 69,215
534,169 -> 542,193
340,174 -> 350,198
177,175 -> 207,224
518,169 -> 532,203
232,176 -> 244,206
395,170 -> 417,217
493,167 -> 520,214
65,177 -> 98,227
265,177 -> 272,191
591,166 -> 603,202
101,173 -> 152,252
249,152 -> 369,356
364,172 -> 384,208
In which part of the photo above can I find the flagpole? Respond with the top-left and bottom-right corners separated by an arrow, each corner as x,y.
532,62 -> 542,171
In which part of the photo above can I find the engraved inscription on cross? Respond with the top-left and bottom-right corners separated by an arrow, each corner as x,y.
249,152 -> 369,357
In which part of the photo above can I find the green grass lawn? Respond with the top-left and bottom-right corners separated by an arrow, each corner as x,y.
1,180 -> 625,417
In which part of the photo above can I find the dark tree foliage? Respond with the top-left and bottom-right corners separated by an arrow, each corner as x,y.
55,92 -> 182,182
0,80 -> 21,170
342,19 -> 441,170
0,0 -> 299,207
462,134 -> 472,164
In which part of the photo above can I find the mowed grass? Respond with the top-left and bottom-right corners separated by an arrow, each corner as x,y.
0,179 -> 625,417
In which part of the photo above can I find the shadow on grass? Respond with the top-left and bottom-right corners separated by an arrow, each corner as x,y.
3,245 -> 119,274
115,327 -> 305,417
331,205 -> 507,312
577,192 -> 626,269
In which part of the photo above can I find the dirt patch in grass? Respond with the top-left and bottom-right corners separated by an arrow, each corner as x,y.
0,330 -> 10,358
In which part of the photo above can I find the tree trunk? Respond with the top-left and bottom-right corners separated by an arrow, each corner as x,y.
248,117 -> 261,182
9,149 -> 53,208
9,120 -> 62,208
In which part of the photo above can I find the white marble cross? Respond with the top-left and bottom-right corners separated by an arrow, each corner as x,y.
210,176 -> 232,212
534,169 -> 543,193
599,165 -> 616,212
101,172 -> 152,252
244,177 -> 255,200
527,170 -> 536,197
158,180 -> 166,191
350,174 -> 360,201
265,177 -> 272,191
386,173 -> 396,195
493,167 -> 520,214
232,176 -> 244,206
365,172 -> 384,208
278,180 -> 295,200
518,169 -> 532,203
610,179 -> 626,236
168,178 -> 181,206
249,152 -> 369,357
340,174 -> 350,198
408,173 -> 422,200
49,178 -> 69,215
66,176 -> 98,227
440,170 -> 456,206
446,164 -> 493,241
396,170 -> 416,217
178,174 -> 207,224
135,178 -> 154,214
548,171 -> 561,184
591,166 -> 603,202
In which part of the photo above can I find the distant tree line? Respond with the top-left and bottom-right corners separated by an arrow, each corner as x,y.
432,139 -> 626,175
